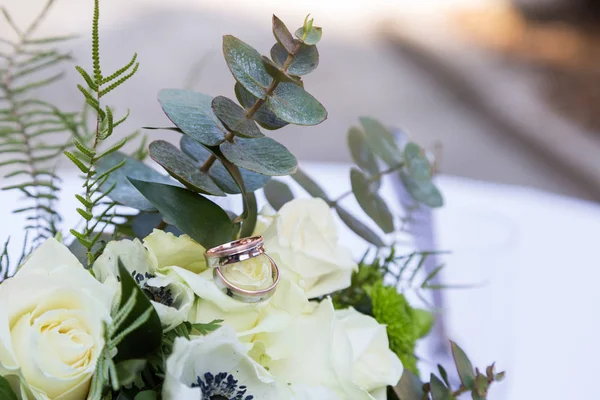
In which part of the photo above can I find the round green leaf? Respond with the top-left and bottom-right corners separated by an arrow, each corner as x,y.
220,137 -> 297,176
404,142 -> 432,181
348,126 -> 379,182
270,42 -> 319,76
157,89 -> 227,146
262,56 -> 303,86
223,35 -> 272,98
350,168 -> 394,233
129,179 -> 233,249
359,117 -> 403,167
401,172 -> 444,208
149,140 -> 225,196
96,151 -> 175,211
294,26 -> 322,45
272,15 -> 296,53
180,135 -> 270,193
263,180 -> 295,210
234,82 -> 288,130
266,82 -> 327,126
211,96 -> 264,138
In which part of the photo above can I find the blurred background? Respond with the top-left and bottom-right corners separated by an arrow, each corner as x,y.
3,0 -> 600,200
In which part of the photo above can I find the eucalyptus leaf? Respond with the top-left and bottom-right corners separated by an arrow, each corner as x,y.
130,212 -> 182,238
129,179 -> 233,249
270,42 -> 319,76
220,137 -> 297,176
96,152 -> 175,211
430,375 -> 454,400
266,82 -> 327,126
350,168 -> 394,233
211,96 -> 264,138
262,56 -> 303,86
392,371 -> 425,400
180,135 -> 270,193
401,172 -> 444,208
335,205 -> 386,247
157,89 -> 227,146
149,140 -> 225,196
291,167 -> 329,200
223,35 -> 272,98
0,375 -> 18,400
348,126 -> 379,178
263,180 -> 295,210
272,15 -> 296,53
404,142 -> 432,181
234,82 -> 288,130
295,26 -> 322,45
451,341 -> 476,390
114,261 -> 162,362
359,116 -> 403,167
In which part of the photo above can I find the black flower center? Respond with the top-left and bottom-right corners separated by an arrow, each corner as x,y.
191,372 -> 254,400
131,270 -> 175,307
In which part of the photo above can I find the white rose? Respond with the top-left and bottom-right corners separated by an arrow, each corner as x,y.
253,204 -> 277,235
0,238 -> 114,399
262,198 -> 357,298
162,327 -> 282,400
260,299 -> 402,399
220,255 -> 273,291
335,308 -> 404,400
93,231 -> 199,331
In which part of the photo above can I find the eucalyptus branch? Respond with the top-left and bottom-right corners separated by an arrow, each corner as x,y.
329,162 -> 404,207
199,41 -> 302,173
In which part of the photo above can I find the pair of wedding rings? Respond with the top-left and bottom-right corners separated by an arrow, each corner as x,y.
204,236 -> 280,303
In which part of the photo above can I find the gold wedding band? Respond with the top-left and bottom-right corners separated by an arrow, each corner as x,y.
204,236 -> 280,303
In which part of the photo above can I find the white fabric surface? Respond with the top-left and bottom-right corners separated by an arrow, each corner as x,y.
3,162 -> 599,399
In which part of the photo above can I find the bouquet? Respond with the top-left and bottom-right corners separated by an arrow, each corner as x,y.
0,1 -> 505,399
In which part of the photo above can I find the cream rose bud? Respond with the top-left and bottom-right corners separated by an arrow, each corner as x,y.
162,327 -> 282,400
0,238 -> 114,400
262,198 -> 357,298
335,308 -> 403,400
93,237 -> 195,331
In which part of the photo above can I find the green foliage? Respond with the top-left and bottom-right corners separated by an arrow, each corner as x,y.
88,261 -> 161,399
369,282 -> 433,374
66,0 -> 139,265
0,0 -> 84,250
0,375 -> 17,400
145,15 -> 326,237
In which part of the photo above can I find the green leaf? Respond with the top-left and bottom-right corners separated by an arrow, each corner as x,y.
222,35 -> 272,98
290,168 -> 329,200
438,364 -> 450,387
404,142 -> 432,181
180,136 -> 269,193
266,82 -> 327,126
473,374 -> 490,398
96,152 -> 174,210
0,375 -> 18,400
220,137 -> 297,176
295,26 -> 322,45
114,262 -> 162,362
157,89 -> 226,146
348,126 -> 379,179
134,391 -> 158,400
148,140 -> 225,196
263,180 -> 294,210
401,172 -> 444,208
234,82 -> 288,130
350,168 -> 394,233
335,205 -> 386,247
191,319 -> 223,335
272,15 -> 296,53
392,371 -> 425,400
262,56 -> 303,86
211,96 -> 264,138
451,341 -> 476,390
430,374 -> 454,400
270,42 -> 319,76
129,179 -> 233,249
359,117 -> 402,167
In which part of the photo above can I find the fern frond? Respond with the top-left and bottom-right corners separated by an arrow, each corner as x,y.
99,62 -> 139,98
100,53 -> 137,85
92,0 -> 101,83
75,66 -> 98,91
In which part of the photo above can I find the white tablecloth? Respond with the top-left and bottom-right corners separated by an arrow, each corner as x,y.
3,163 -> 600,399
